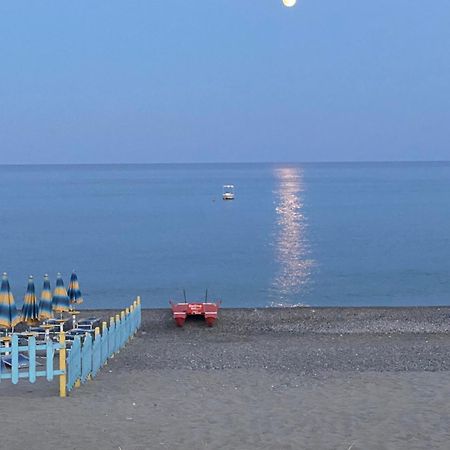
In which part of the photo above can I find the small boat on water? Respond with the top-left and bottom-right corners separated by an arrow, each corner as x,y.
223,184 -> 235,200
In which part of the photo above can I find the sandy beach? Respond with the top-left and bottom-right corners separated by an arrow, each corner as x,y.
2,307 -> 450,450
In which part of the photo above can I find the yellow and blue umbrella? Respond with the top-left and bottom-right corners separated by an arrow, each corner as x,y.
38,274 -> 53,320
0,272 -> 20,330
22,276 -> 40,325
52,273 -> 70,314
67,271 -> 83,305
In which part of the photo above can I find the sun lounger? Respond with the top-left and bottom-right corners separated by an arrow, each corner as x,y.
1,354 -> 30,369
77,318 -> 100,330
65,329 -> 95,342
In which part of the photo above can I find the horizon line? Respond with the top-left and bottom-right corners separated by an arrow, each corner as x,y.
0,160 -> 449,167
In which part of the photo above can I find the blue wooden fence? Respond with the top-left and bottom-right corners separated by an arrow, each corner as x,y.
0,334 -> 64,384
66,298 -> 141,392
0,297 -> 142,397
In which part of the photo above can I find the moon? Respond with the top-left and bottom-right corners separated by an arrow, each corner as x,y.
282,0 -> 297,7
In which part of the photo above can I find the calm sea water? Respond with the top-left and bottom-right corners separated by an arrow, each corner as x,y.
1,163 -> 449,309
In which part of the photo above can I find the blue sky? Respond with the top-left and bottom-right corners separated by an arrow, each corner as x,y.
1,0 -> 449,163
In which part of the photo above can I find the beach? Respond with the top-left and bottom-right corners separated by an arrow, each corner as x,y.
2,307 -> 450,450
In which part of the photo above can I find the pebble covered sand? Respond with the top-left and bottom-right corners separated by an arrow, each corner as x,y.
2,307 -> 450,449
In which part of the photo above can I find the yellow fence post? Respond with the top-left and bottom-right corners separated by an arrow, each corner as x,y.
59,332 -> 67,398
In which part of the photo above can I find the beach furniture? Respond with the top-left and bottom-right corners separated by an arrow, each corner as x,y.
77,317 -> 100,330
66,328 -> 95,338
43,318 -> 69,333
21,276 -> 40,326
0,273 -> 21,333
2,353 -> 30,369
69,309 -> 80,329
170,291 -> 221,327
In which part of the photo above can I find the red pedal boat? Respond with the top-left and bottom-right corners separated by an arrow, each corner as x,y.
170,290 -> 221,327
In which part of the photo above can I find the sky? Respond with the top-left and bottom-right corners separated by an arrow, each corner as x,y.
0,0 -> 449,164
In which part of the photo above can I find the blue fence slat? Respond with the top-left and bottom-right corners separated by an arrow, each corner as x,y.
101,325 -> 108,365
46,339 -> 54,381
115,316 -> 121,354
92,333 -> 101,376
11,335 -> 19,384
108,317 -> 115,357
29,336 -> 36,383
67,336 -> 81,391
81,334 -> 92,383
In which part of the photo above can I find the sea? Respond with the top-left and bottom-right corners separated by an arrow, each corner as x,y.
1,162 -> 449,309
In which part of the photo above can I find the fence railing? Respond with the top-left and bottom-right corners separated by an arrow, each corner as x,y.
0,296 -> 141,397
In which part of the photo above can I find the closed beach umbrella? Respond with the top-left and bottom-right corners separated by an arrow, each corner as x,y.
0,273 -> 20,331
52,273 -> 70,315
67,271 -> 83,305
22,276 -> 40,326
38,274 -> 53,320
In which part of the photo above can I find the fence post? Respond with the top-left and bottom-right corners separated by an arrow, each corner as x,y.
75,335 -> 81,388
46,337 -> 54,381
59,332 -> 66,398
92,327 -> 101,377
29,336 -> 36,383
115,314 -> 121,353
133,300 -> 138,333
125,308 -> 130,341
109,316 -> 115,358
11,334 -> 19,384
137,296 -> 141,328
102,321 -> 108,365
120,311 -> 126,347
81,333 -> 93,382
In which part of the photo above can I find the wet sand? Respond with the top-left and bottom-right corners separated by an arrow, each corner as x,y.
2,307 -> 450,450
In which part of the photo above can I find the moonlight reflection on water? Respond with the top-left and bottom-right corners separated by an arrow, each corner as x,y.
271,167 -> 314,306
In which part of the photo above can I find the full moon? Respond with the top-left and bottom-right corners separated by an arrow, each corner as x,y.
282,0 -> 297,7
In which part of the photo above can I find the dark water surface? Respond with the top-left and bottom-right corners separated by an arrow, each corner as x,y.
0,163 -> 449,308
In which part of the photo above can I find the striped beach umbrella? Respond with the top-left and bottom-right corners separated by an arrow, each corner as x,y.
22,276 -> 40,326
52,273 -> 70,315
0,273 -> 20,331
38,274 -> 53,320
67,271 -> 83,305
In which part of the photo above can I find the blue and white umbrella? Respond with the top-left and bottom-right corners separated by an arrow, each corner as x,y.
0,273 -> 20,331
38,274 -> 53,320
52,273 -> 70,315
67,271 -> 83,305
22,276 -> 40,325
